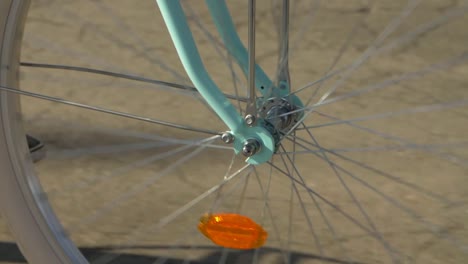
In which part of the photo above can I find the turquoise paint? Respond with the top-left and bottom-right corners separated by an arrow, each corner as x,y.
205,0 -> 274,96
156,0 -> 274,164
157,0 -> 242,132
233,125 -> 275,165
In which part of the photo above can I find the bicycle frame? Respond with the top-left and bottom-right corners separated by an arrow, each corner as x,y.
157,0 -> 278,164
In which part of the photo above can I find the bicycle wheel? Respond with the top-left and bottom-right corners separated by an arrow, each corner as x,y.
1,0 -> 467,263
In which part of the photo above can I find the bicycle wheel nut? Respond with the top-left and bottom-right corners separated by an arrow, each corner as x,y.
244,114 -> 256,126
221,132 -> 234,144
242,139 -> 261,157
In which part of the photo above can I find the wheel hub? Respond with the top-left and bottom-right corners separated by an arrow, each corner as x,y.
259,97 -> 300,134
222,96 -> 304,165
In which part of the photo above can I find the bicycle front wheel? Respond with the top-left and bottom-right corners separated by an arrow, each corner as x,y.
1,1 -> 468,264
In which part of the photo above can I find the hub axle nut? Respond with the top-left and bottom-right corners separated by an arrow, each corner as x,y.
244,114 -> 256,126
242,139 -> 261,157
221,132 -> 235,144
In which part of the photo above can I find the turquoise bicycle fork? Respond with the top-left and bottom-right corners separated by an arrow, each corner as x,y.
156,0 -> 303,165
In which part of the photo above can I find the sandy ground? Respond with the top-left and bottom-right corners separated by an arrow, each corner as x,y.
1,0 -> 468,263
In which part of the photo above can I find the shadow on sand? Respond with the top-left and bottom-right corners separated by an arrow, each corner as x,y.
0,241 -> 361,264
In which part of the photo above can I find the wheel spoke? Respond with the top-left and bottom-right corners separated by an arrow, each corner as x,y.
48,141 -> 171,159
0,84 -> 220,135
183,2 -> 248,114
378,4 -> 468,54
307,145 -> 468,254
300,99 -> 468,130
277,144 -> 325,257
49,136 -> 223,197
276,143 -> 350,262
301,1 -> 373,104
253,157 -> 275,264
286,132 -> 452,204
279,141 -> 468,155
150,227 -> 201,264
292,3 -> 468,96
286,0 -> 321,59
91,164 -> 252,264
90,1 -> 189,82
316,111 -> 468,166
300,126 -> 400,262
267,161 -> 377,236
20,62 -> 248,102
314,52 -> 468,110
269,140 -> 468,258
48,138 -> 229,160
314,0 -> 423,105
70,136 -> 218,231
5,1 -> 467,263
252,167 -> 290,264
285,130 -> 468,252
277,51 -> 468,122
246,0 -> 258,117
210,152 -> 245,213
275,0 -> 291,90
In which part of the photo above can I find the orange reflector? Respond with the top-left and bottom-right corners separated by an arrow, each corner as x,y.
198,213 -> 268,250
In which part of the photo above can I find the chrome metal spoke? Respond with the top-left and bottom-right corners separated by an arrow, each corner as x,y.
300,124 -> 399,262
277,144 -> 324,257
267,161 -> 376,236
273,0 -> 321,85
210,153 -> 237,213
48,138 -> 228,160
252,167 -> 290,264
287,0 -> 321,59
269,148 -> 420,262
26,115 -> 228,146
90,1 -> 189,82
314,52 -> 468,110
378,3 -> 468,54
246,0 -> 258,118
151,227 -> 201,264
183,2 -> 248,114
235,167 -> 251,214
306,143 -> 468,254
285,133 -> 452,204
291,65 -> 348,96
253,157 -> 275,264
49,137 -> 222,197
275,143 -> 350,262
277,51 -> 468,121
177,159 -> 251,264
300,99 -> 468,130
24,34 -> 130,74
287,133 -> 296,263
278,141 -> 468,155
316,111 -> 468,166
228,54 -> 246,115
292,3 -> 468,96
275,0 -> 291,91
0,84 -> 221,135
315,0 -> 423,105
70,136 -> 218,232
286,172 -> 294,264
166,164 -> 250,264
92,164 -> 252,264
20,62 -> 248,102
217,166 -> 252,264
47,141 -> 170,159
302,1 -> 373,105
